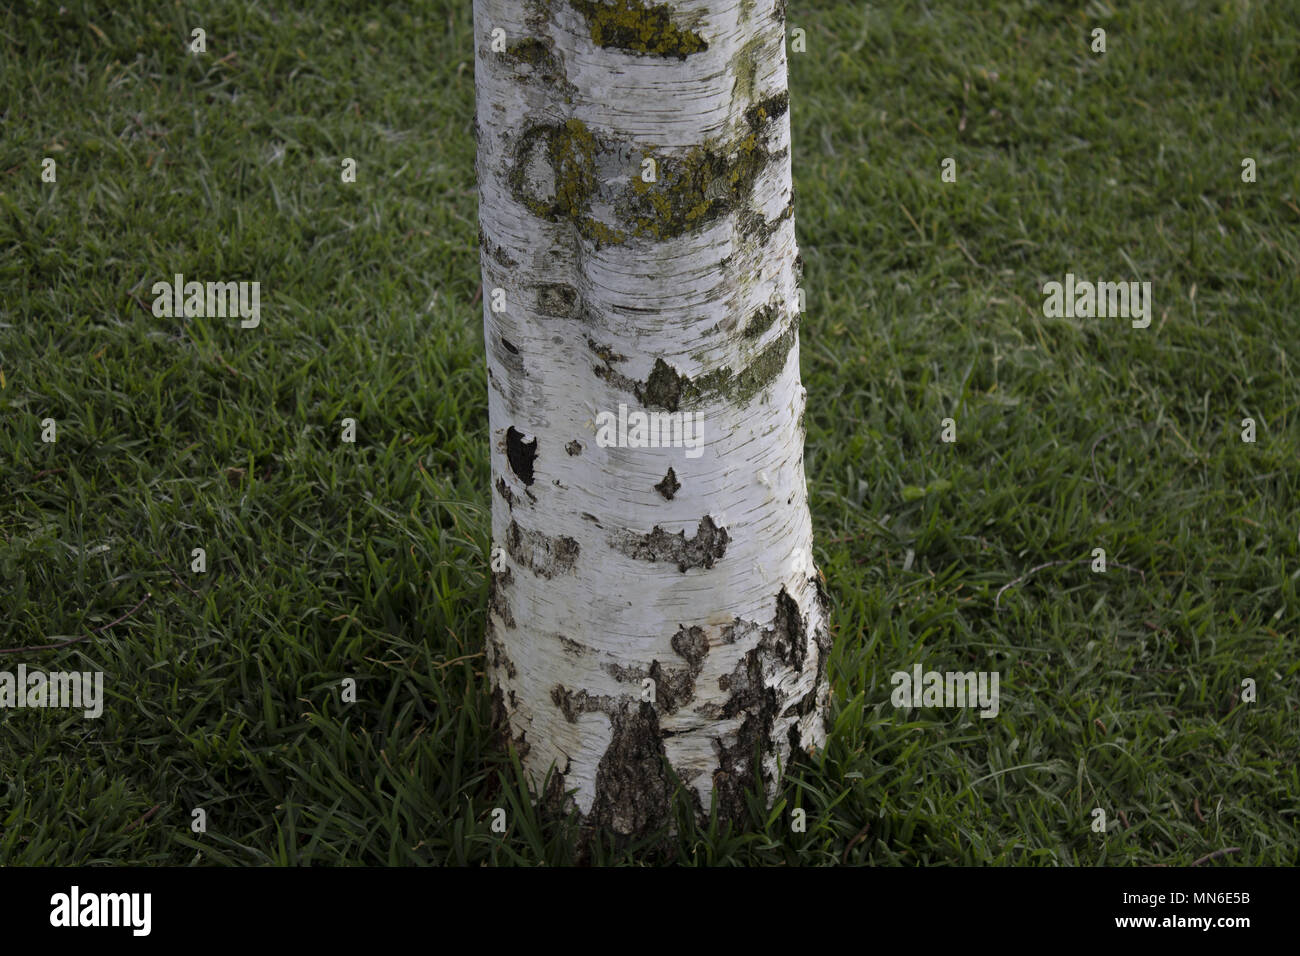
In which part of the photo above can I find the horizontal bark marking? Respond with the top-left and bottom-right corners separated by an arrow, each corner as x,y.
608,514 -> 728,572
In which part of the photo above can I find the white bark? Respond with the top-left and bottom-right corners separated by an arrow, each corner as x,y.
474,0 -> 828,834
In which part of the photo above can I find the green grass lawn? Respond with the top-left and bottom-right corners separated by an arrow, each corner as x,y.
1,0 -> 1297,865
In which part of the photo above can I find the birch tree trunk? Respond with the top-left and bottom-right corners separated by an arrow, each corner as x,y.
474,0 -> 829,835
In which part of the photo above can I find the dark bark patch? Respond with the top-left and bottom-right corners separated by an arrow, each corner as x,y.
614,88 -> 790,242
505,426 -> 538,485
504,36 -> 576,94
550,684 -> 617,723
647,659 -> 694,714
710,586 -> 822,823
712,686 -> 778,823
743,90 -> 790,130
595,356 -> 651,398
558,635 -> 587,657
736,199 -> 793,250
770,586 -> 807,672
507,119 -> 626,245
742,303 -> 779,339
605,321 -> 798,411
689,317 -> 798,407
503,88 -> 788,247
488,566 -> 516,630
505,37 -> 559,70
566,439 -> 583,456
587,701 -> 675,834
495,476 -> 518,510
618,138 -> 776,241
537,282 -> 581,318
478,224 -> 519,268
671,624 -> 710,668
506,519 -> 580,578
493,336 -> 526,381
489,684 -> 530,759
640,357 -> 685,411
654,467 -> 681,500
609,515 -> 728,572
801,577 -> 834,720
551,684 -> 580,722
603,660 -> 645,683
586,336 -> 628,364
488,631 -> 517,679
570,0 -> 708,60
647,623 -> 710,711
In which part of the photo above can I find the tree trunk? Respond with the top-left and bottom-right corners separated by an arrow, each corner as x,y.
474,0 -> 829,835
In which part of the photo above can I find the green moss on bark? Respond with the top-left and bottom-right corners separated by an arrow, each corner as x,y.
570,0 -> 708,60
506,92 -> 789,246
630,317 -> 798,411
617,89 -> 790,241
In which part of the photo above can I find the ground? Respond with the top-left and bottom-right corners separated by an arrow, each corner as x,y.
0,0 -> 1296,864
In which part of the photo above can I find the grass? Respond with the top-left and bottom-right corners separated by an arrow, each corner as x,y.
1,0 -> 1297,865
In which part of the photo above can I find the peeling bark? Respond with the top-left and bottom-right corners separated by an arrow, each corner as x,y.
476,0 -> 829,835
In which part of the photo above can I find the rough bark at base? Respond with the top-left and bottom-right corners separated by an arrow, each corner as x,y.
474,0 -> 830,835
